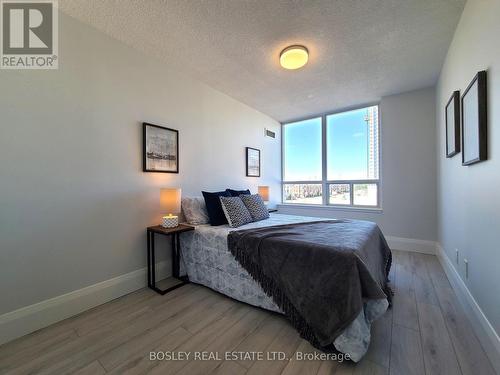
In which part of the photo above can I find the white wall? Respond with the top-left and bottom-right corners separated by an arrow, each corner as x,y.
436,0 -> 500,338
279,87 -> 437,243
0,13 -> 280,316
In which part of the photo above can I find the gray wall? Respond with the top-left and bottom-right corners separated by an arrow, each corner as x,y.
0,14 -> 280,315
436,0 -> 500,334
279,87 -> 437,241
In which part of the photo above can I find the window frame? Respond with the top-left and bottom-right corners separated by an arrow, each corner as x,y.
281,103 -> 382,209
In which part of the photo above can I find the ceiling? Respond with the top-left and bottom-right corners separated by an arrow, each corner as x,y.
60,0 -> 466,122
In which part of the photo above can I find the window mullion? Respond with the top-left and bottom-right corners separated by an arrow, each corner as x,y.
349,182 -> 354,206
321,115 -> 328,205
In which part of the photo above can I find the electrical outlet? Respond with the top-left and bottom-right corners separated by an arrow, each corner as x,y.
455,249 -> 459,264
464,258 -> 469,279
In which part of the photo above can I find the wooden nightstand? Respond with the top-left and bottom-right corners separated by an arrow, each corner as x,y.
146,223 -> 194,295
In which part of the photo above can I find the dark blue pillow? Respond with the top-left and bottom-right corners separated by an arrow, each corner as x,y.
202,190 -> 231,226
226,188 -> 251,197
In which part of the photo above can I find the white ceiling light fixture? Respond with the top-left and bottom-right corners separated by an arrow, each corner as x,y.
279,45 -> 309,70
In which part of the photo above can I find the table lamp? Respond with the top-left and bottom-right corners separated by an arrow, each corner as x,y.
160,188 -> 181,228
258,186 -> 269,205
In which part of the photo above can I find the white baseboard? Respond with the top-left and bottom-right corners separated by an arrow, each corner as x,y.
436,244 -> 500,373
0,261 -> 169,346
386,236 -> 437,254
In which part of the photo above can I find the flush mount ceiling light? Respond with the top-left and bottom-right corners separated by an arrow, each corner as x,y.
279,45 -> 309,70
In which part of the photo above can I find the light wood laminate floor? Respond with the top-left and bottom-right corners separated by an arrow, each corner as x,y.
0,251 -> 495,375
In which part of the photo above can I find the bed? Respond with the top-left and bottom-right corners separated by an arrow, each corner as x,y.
179,213 -> 390,361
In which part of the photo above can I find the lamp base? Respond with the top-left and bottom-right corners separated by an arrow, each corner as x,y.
162,215 -> 179,228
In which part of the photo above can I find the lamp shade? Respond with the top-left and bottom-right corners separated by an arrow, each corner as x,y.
258,186 -> 269,202
160,188 -> 181,214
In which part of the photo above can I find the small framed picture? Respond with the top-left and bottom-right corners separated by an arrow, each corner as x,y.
445,91 -> 460,157
461,71 -> 487,166
246,147 -> 261,177
143,123 -> 179,173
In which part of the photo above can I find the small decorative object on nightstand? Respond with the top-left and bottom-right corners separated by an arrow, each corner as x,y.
160,188 -> 181,228
146,224 -> 194,295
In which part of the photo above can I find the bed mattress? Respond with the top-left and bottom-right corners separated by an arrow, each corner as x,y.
179,213 -> 388,361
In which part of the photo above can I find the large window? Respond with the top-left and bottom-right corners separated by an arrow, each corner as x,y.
282,105 -> 380,207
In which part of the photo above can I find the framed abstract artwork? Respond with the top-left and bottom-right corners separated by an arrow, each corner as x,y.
461,71 -> 487,166
246,147 -> 260,177
143,123 -> 179,173
445,90 -> 460,157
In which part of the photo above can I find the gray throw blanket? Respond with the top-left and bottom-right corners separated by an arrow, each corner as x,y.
227,219 -> 392,350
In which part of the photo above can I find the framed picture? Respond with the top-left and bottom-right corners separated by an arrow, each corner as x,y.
246,147 -> 260,177
445,91 -> 460,157
461,71 -> 487,166
143,123 -> 179,173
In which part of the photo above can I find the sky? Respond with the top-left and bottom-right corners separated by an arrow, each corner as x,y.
284,107 -> 376,181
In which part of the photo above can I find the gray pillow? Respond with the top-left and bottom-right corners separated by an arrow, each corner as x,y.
240,194 -> 269,221
181,197 -> 209,225
219,196 -> 253,228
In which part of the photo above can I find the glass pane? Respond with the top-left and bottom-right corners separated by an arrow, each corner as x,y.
327,106 -> 379,180
329,184 -> 350,205
353,184 -> 378,206
283,184 -> 322,204
283,118 -> 322,181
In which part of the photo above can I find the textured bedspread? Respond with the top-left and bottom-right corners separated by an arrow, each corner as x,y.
227,220 -> 392,351
179,214 -> 390,361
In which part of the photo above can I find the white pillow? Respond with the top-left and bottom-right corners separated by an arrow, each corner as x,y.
181,197 -> 209,225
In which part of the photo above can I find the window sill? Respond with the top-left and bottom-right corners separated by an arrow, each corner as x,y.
277,203 -> 383,214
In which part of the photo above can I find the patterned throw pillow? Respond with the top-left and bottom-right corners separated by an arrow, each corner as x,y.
240,194 -> 269,221
219,196 -> 253,228
181,197 -> 210,225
